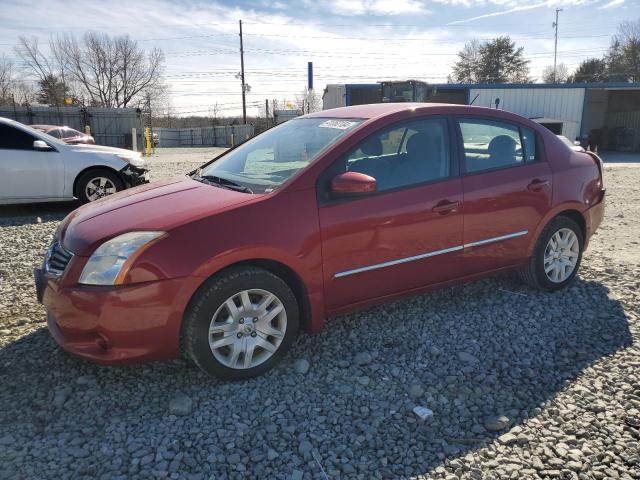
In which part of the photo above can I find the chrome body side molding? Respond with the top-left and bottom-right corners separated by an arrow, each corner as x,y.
333,230 -> 529,279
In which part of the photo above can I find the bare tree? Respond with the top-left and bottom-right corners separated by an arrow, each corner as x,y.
541,63 -> 570,83
295,88 -> 321,114
16,32 -> 165,108
0,55 -> 15,104
15,36 -> 71,105
451,39 -> 481,83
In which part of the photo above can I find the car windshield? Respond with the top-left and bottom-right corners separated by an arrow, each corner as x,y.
27,125 -> 66,146
198,117 -> 363,193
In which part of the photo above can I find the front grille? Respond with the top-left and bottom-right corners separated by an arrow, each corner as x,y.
45,241 -> 73,276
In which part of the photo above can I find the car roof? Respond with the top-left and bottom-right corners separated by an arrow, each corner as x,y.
308,102 -> 547,121
305,103 -> 499,119
32,124 -> 74,130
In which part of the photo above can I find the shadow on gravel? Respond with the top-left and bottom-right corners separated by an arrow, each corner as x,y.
0,202 -> 78,226
0,275 -> 632,479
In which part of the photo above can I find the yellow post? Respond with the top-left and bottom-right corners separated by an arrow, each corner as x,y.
144,127 -> 152,156
85,125 -> 91,135
231,133 -> 235,147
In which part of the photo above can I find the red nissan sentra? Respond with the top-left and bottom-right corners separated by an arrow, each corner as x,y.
35,104 -> 605,379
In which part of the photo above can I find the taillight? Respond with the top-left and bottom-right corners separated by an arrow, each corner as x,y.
585,151 -> 604,189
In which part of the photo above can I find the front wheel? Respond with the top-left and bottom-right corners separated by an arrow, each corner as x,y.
519,216 -> 584,291
182,267 -> 299,379
76,169 -> 124,204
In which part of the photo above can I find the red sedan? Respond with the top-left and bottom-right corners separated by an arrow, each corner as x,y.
35,104 -> 605,379
31,125 -> 96,145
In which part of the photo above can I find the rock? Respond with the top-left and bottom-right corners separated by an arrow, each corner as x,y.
457,352 -> 478,364
267,449 -> 279,461
412,406 -> 434,421
293,359 -> 310,375
498,433 -> 518,445
298,440 -> 312,455
356,376 -> 370,386
484,415 -> 510,432
290,470 -> 303,480
354,352 -> 373,366
52,389 -> 69,408
566,461 -> 583,472
169,393 -> 193,416
227,453 -> 241,464
409,384 -> 424,399
75,375 -> 96,386
68,446 -> 90,458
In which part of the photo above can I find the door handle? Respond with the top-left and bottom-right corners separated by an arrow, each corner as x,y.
432,200 -> 460,214
527,179 -> 550,192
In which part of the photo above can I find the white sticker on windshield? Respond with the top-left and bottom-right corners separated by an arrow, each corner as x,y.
318,119 -> 357,130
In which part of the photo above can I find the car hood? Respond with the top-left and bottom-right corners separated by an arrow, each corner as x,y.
61,176 -> 260,255
68,144 -> 139,156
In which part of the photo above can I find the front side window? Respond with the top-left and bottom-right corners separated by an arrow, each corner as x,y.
344,118 -> 450,192
0,124 -> 36,150
458,119 -> 524,173
199,118 -> 362,193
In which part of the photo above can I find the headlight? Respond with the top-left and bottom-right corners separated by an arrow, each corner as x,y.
116,154 -> 145,168
78,231 -> 166,285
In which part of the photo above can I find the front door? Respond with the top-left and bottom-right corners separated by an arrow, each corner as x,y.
319,116 -> 464,311
0,123 -> 64,200
456,117 -> 552,274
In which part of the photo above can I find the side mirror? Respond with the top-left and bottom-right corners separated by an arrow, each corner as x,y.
33,140 -> 52,151
330,171 -> 377,197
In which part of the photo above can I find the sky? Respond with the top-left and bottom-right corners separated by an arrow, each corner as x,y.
0,0 -> 637,117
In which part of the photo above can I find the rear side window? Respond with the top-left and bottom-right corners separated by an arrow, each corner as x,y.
521,127 -> 537,162
458,119 -> 524,173
0,124 -> 36,150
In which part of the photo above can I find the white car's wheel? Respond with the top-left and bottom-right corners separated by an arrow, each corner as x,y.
76,169 -> 124,204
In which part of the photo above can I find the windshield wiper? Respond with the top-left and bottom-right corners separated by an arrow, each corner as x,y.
198,174 -> 253,194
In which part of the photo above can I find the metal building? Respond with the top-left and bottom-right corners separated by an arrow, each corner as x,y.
322,82 -> 640,151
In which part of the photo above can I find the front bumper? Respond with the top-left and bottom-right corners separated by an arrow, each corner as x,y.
35,268 -> 195,364
120,164 -> 150,188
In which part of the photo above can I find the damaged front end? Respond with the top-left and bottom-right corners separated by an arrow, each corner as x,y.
120,164 -> 150,187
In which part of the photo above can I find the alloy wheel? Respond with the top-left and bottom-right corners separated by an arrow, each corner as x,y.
544,228 -> 580,283
85,177 -> 117,201
208,289 -> 287,369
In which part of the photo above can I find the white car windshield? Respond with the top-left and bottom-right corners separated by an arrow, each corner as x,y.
198,118 -> 362,193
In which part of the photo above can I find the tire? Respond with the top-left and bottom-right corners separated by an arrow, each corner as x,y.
75,169 -> 124,204
519,215 -> 584,291
182,267 -> 299,380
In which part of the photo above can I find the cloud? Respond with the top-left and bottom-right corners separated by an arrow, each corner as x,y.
447,1 -> 549,24
598,0 -> 624,8
325,0 -> 430,16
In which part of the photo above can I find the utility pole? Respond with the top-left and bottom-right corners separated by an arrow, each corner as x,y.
553,8 -> 563,83
265,99 -> 269,128
239,19 -> 247,124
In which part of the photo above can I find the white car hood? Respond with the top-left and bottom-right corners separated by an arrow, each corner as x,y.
68,144 -> 139,156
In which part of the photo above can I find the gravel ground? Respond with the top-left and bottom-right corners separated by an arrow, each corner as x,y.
0,149 -> 639,480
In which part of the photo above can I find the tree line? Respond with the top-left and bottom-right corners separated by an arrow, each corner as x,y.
449,18 -> 639,84
0,32 -> 166,109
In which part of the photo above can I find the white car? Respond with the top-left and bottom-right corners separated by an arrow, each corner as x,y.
0,117 -> 149,205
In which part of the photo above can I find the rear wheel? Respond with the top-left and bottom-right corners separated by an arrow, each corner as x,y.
519,216 -> 584,291
182,267 -> 299,379
76,169 -> 124,204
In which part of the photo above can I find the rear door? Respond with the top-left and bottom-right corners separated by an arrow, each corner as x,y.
456,117 -> 552,274
0,123 -> 65,201
318,116 -> 464,311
